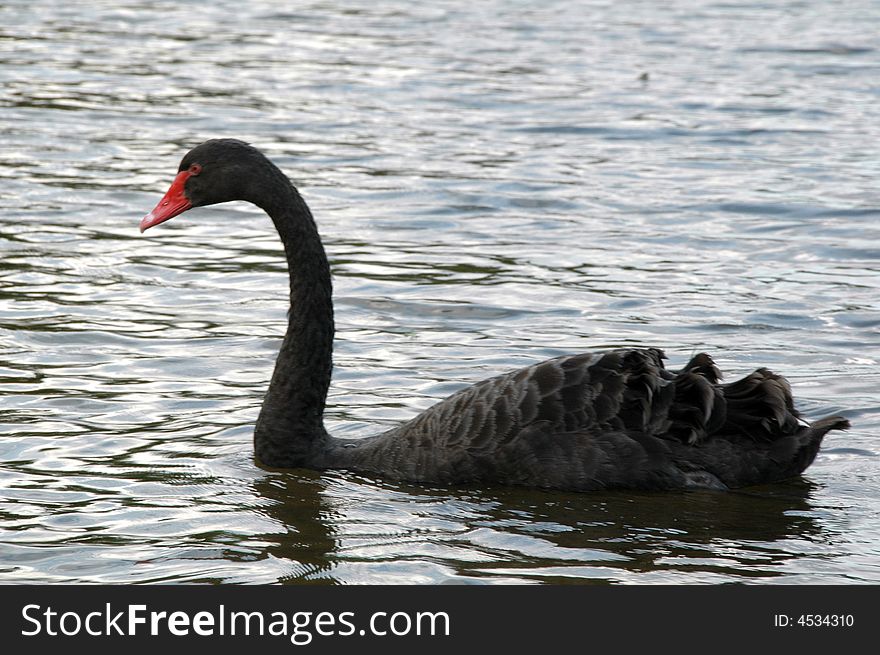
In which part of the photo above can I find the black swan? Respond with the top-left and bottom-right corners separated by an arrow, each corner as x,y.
140,139 -> 849,491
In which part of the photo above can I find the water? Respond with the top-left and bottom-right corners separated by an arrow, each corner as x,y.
1,0 -> 878,584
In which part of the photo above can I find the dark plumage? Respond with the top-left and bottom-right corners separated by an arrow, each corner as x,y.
140,139 -> 850,491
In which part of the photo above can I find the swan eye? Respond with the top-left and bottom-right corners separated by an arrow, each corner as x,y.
188,163 -> 202,176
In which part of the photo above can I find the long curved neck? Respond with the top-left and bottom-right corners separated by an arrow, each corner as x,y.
253,172 -> 334,468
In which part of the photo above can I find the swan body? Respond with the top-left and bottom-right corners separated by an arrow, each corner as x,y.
141,139 -> 849,491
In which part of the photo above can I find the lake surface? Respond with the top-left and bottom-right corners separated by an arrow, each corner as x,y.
1,0 -> 878,584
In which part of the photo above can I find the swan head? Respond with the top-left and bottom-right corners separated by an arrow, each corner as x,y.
140,139 -> 270,232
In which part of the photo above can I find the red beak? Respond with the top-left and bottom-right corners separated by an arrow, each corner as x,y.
140,170 -> 194,232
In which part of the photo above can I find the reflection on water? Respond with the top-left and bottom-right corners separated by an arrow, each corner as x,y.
1,0 -> 879,583
250,473 -> 835,584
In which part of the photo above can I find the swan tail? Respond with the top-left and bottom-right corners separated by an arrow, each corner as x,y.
715,368 -> 849,446
668,413 -> 849,489
661,358 -> 851,486
787,415 -> 851,474
756,414 -> 850,485
711,365 -> 851,465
